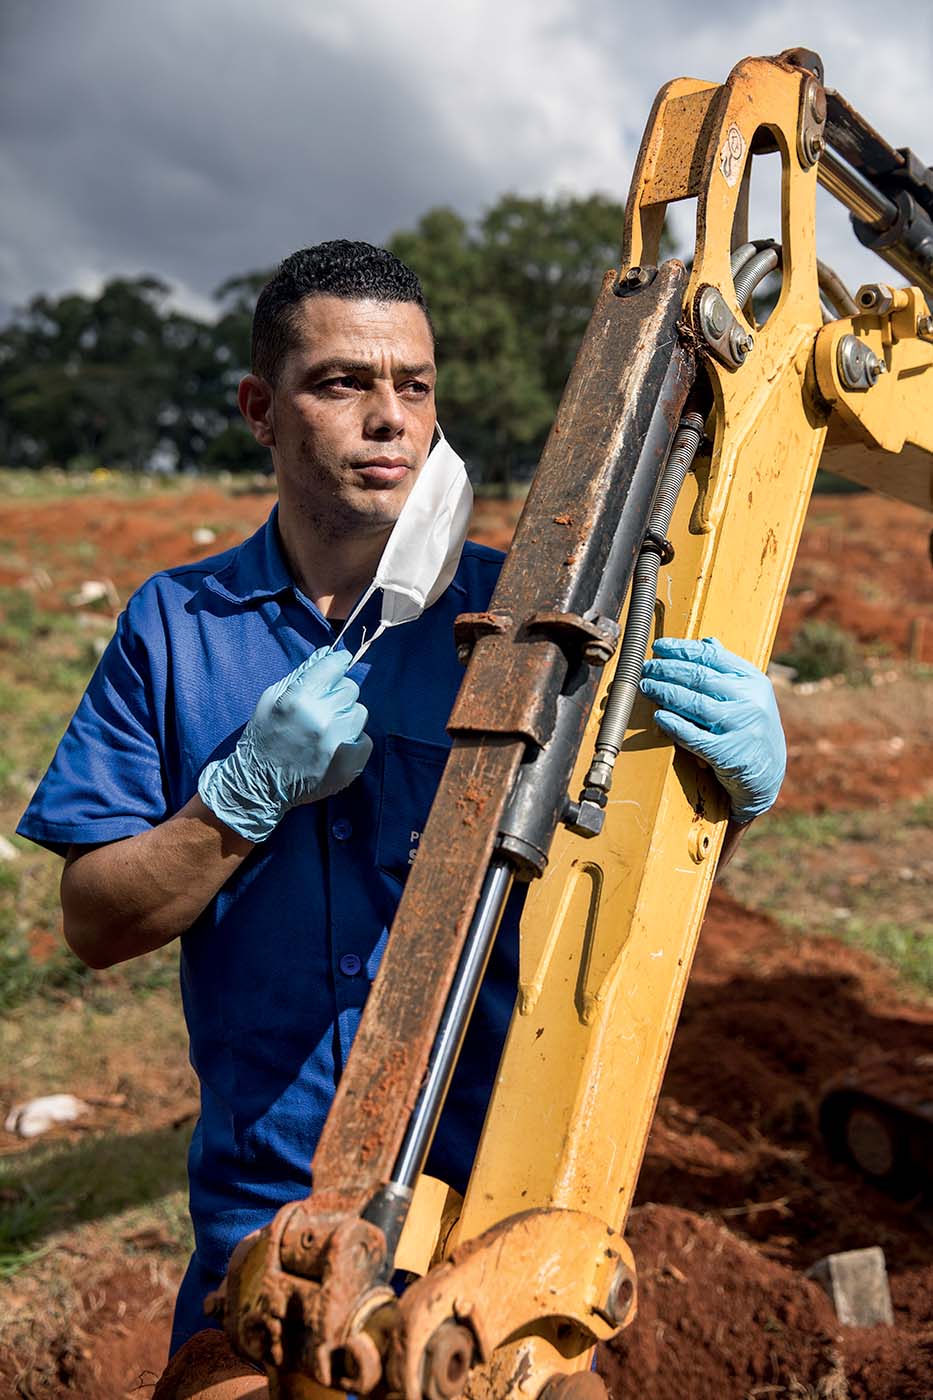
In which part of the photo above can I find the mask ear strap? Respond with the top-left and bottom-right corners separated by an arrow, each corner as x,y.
329,584 -> 377,655
346,621 -> 386,668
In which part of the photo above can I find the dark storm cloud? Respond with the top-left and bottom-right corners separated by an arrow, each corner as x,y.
0,0 -> 495,314
2,0 -> 931,318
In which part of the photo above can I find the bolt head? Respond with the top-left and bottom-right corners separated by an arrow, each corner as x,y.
865,350 -> 884,383
856,282 -> 893,315
567,800 -> 604,838
456,642 -> 471,664
605,1263 -> 637,1327
707,298 -> 729,337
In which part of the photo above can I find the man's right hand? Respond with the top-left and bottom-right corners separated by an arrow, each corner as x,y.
199,648 -> 372,843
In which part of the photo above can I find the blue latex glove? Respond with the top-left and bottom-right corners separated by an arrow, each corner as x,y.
199,647 -> 372,842
639,636 -> 786,823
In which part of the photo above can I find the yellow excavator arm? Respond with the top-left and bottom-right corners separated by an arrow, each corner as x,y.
179,48 -> 932,1400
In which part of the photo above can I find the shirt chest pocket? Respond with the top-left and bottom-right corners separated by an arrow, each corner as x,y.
376,733 -> 451,885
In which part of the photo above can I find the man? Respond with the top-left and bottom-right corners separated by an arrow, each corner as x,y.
18,241 -> 785,1379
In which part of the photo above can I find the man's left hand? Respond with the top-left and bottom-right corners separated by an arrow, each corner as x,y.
639,636 -> 786,824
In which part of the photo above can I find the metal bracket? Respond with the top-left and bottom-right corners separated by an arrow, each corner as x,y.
524,610 -> 621,666
387,1209 -> 636,1400
695,286 -> 754,369
641,529 -> 675,564
797,74 -> 827,169
453,611 -> 512,664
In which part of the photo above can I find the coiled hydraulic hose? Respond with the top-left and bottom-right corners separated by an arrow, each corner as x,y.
582,410 -> 706,798
733,240 -> 857,319
580,239 -> 854,805
733,245 -> 780,309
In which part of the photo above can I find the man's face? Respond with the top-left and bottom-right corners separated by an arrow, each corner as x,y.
258,295 -> 437,537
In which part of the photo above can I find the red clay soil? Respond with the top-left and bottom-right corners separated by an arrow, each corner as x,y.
599,888 -> 933,1400
3,483 -> 930,651
773,494 -> 933,662
1,1261 -> 179,1400
151,1329 -> 265,1400
778,716 -> 933,812
2,488 -> 931,1396
5,891 -> 928,1399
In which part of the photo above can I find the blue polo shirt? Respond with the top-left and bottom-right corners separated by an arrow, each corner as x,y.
17,507 -> 520,1350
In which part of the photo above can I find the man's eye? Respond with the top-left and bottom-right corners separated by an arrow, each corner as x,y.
401,380 -> 431,396
319,375 -> 360,391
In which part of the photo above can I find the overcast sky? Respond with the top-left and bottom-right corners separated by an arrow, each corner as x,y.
2,0 -> 931,322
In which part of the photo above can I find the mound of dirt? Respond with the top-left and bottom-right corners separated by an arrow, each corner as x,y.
601,889 -> 933,1400
598,1205 -> 845,1400
1,1260 -> 178,1399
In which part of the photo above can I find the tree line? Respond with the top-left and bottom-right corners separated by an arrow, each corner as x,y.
0,194 -> 644,486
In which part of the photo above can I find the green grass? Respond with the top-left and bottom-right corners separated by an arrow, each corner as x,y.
0,1246 -> 50,1281
777,910 -> 933,995
0,1127 -> 190,1255
723,794 -> 933,994
843,919 -> 933,991
0,982 -> 193,1279
903,793 -> 933,828
1,466 -> 200,500
774,619 -> 867,683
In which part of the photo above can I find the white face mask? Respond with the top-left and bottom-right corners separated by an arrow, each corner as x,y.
332,428 -> 473,665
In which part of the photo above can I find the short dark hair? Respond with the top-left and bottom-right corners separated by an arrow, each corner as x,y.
251,240 -> 433,383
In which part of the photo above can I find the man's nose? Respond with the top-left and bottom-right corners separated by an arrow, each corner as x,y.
363,384 -> 406,439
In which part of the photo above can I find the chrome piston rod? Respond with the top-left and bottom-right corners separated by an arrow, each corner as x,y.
363,857 -> 514,1260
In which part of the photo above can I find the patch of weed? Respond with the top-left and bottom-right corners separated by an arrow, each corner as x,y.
0,937 -> 91,1013
0,1125 -> 190,1254
904,793 -> 933,828
724,794 -> 932,994
842,919 -> 933,992
775,620 -> 866,683
0,1245 -> 49,1280
0,588 -> 40,648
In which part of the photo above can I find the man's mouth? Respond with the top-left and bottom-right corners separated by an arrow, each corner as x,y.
352,457 -> 411,486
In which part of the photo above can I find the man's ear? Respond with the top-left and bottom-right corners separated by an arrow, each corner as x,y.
238,375 -> 276,448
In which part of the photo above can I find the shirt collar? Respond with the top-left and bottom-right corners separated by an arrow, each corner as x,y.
203,504 -> 295,604
203,501 -> 470,606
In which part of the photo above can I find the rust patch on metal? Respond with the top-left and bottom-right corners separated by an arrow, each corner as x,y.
456,777 -> 487,828
311,738 -> 526,1197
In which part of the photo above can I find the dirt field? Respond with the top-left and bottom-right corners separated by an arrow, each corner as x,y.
0,478 -> 930,1398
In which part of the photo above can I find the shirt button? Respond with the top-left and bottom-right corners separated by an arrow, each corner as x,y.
339,953 -> 362,977
332,818 -> 353,841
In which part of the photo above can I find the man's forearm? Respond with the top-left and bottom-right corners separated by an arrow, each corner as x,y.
61,795 -> 254,969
